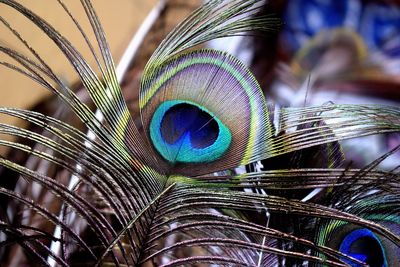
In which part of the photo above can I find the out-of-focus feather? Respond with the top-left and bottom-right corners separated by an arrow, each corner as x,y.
278,28 -> 400,101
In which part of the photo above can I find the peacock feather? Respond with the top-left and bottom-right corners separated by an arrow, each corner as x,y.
0,0 -> 399,266
141,49 -> 272,173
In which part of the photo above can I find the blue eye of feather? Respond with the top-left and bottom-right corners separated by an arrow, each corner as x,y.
150,100 -> 231,164
339,228 -> 388,267
160,103 -> 219,149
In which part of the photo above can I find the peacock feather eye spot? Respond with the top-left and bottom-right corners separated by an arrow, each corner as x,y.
140,49 -> 271,173
339,228 -> 388,267
160,103 -> 219,149
149,100 -> 231,164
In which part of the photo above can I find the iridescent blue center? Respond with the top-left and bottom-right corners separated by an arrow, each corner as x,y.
150,100 -> 231,163
160,103 -> 219,149
339,228 -> 387,267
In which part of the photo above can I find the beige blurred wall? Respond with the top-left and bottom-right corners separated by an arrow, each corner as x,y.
0,0 -> 157,118
0,1 -> 157,155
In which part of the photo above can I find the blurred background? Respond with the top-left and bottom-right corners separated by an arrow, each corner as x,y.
0,0 -> 157,138
250,0 -> 400,169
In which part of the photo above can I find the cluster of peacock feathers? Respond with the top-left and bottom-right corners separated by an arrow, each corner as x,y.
0,0 -> 399,266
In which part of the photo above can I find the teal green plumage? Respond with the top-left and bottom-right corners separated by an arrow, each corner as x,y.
149,99 -> 232,163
